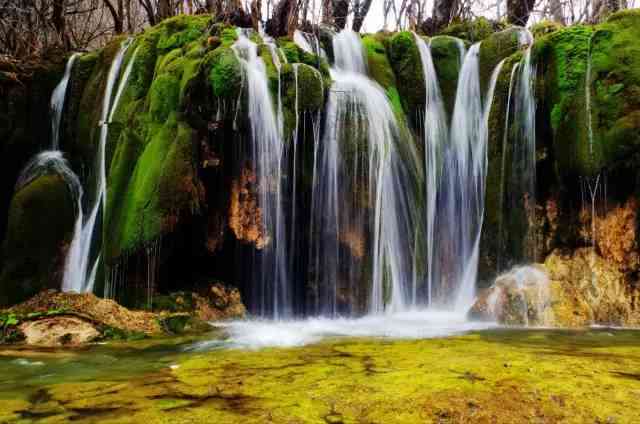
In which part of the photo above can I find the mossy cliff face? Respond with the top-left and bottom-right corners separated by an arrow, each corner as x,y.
0,175 -> 75,306
4,13 -> 640,314
532,11 -> 640,180
0,60 -> 65,252
387,31 -> 425,128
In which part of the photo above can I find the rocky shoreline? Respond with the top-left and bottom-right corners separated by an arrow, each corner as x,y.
0,283 -> 245,347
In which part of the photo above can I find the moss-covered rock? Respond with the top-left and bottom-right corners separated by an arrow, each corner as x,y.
0,175 -> 75,306
204,47 -> 242,100
362,34 -> 403,117
0,59 -> 65,249
430,35 -> 464,117
440,17 -> 503,43
479,27 -> 523,95
588,10 -> 640,179
387,31 -> 425,127
533,25 -> 593,178
530,20 -> 563,39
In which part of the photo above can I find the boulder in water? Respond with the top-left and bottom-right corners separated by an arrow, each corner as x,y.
18,316 -> 100,346
470,265 -> 554,326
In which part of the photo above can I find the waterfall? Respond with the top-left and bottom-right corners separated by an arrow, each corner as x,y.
64,38 -> 133,294
293,29 -> 327,59
511,40 -> 538,262
263,35 -> 286,135
15,152 -> 82,201
309,29 -> 419,315
497,63 -> 520,271
497,30 -> 537,269
429,43 -> 503,313
332,30 -> 367,74
233,30 -> 291,318
50,53 -> 80,150
414,34 -> 448,306
13,54 -> 84,294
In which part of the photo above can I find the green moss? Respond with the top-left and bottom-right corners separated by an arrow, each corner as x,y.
589,10 -> 640,178
155,15 -> 210,54
531,20 -> 563,39
430,35 -> 464,117
2,330 -> 638,421
204,47 -> 242,100
534,25 -> 594,176
291,64 -> 324,112
440,17 -> 502,43
0,175 -> 75,306
479,27 -> 522,95
105,112 -> 198,261
362,34 -> 404,118
480,54 -> 522,280
148,74 -> 181,122
387,31 -> 425,126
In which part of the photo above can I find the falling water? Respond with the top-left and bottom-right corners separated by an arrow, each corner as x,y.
497,63 -> 520,271
309,29 -> 419,315
331,30 -> 367,74
50,53 -> 80,150
233,30 -> 290,318
434,43 -> 503,312
513,41 -> 538,261
15,152 -> 82,200
414,34 -> 448,306
13,54 -> 84,294
63,38 -> 133,294
293,29 -> 327,59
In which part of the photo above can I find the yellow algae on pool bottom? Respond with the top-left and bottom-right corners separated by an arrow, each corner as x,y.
1,330 -> 639,423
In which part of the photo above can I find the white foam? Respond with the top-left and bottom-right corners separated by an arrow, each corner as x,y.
192,310 -> 496,350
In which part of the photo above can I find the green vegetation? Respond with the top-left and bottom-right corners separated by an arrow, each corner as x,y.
479,27 -> 522,95
362,34 -> 404,117
0,175 -> 75,306
441,17 -> 502,43
1,330 -> 639,422
430,35 -> 464,117
387,31 -> 425,127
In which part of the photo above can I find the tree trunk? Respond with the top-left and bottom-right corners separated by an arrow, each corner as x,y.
432,0 -> 456,32
332,0 -> 348,30
250,0 -> 262,31
507,0 -> 536,26
548,0 -> 565,24
103,0 -> 124,33
322,0 -> 333,25
267,0 -> 298,37
352,0 -> 373,32
158,0 -> 172,21
52,0 -> 67,46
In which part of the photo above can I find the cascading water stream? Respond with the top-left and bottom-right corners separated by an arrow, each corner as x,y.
495,28 -> 537,270
414,34 -> 448,306
293,29 -> 327,59
233,30 -> 291,318
13,54 -> 84,294
50,53 -> 80,150
429,42 -> 503,313
511,30 -> 537,263
310,29 -> 420,315
64,38 -> 133,295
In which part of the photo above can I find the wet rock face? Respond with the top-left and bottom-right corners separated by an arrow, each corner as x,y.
229,165 -> 268,249
470,265 -> 554,326
152,283 -> 246,321
544,247 -> 640,327
472,247 -> 640,327
18,316 -> 100,346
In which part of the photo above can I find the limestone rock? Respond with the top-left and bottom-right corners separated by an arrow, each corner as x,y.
18,316 -> 100,346
470,265 -> 554,326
